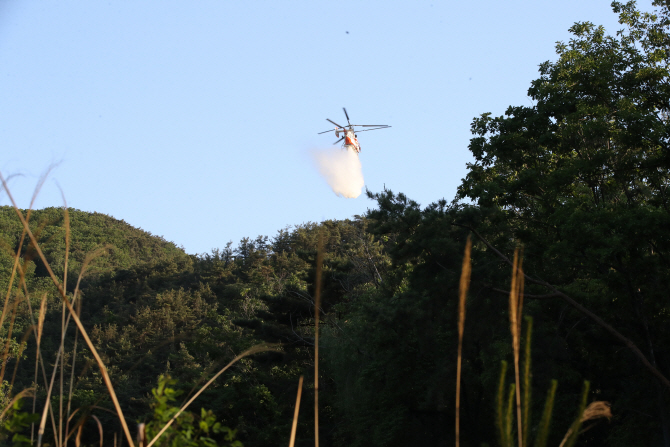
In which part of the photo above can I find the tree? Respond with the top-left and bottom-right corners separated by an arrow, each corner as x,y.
457,1 -> 670,444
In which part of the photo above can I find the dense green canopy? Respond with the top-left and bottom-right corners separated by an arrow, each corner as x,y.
3,1 -> 670,446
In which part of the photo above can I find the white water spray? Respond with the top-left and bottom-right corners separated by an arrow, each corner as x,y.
311,147 -> 364,198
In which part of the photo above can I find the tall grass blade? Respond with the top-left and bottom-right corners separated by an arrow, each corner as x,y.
455,235 -> 472,447
534,380 -> 557,447
559,380 -> 590,447
522,316 -> 532,447
496,361 -> 508,447
505,383 -> 515,447
288,375 -> 304,447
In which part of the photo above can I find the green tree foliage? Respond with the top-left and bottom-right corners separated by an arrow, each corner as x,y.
455,1 -> 670,444
323,191 -> 580,446
1,398 -> 39,447
321,2 -> 670,446
0,206 -> 388,446
144,375 -> 242,447
4,3 -> 670,446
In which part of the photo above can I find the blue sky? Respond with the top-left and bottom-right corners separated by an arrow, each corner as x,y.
0,0 -> 655,254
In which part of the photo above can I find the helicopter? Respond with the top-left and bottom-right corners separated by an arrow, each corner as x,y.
318,108 -> 390,153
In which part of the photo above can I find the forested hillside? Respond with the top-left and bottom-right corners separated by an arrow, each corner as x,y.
3,1 -> 670,446
0,206 -> 391,446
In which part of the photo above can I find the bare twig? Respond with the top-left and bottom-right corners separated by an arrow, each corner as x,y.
487,286 -> 560,299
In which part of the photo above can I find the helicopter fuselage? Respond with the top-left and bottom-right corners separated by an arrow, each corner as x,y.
343,129 -> 360,153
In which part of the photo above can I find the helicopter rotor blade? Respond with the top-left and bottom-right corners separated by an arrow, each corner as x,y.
333,137 -> 345,145
352,126 -> 392,133
317,129 -> 337,135
326,118 -> 344,128
343,107 -> 351,125
350,124 -> 390,128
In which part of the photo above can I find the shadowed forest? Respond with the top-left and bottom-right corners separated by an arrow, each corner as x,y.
3,1 -> 670,446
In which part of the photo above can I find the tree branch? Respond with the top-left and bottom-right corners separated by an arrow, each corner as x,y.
487,286 -> 560,299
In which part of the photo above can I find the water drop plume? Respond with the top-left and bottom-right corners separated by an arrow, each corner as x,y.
311,147 -> 364,198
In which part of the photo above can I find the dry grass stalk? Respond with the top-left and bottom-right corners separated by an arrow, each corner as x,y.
455,235 -> 472,447
64,405 -> 116,444
19,276 -> 59,443
1,172 -> 136,447
32,293 -> 48,444
58,246 -> 109,447
38,343 -> 63,447
288,375 -> 304,447
508,249 -> 524,447
313,231 -> 324,447
137,422 -> 146,447
65,408 -> 84,444
59,205 -> 71,447
73,414 -> 103,447
145,344 -> 276,447
65,297 -> 82,447
92,414 -> 104,447
42,230 -> 107,447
